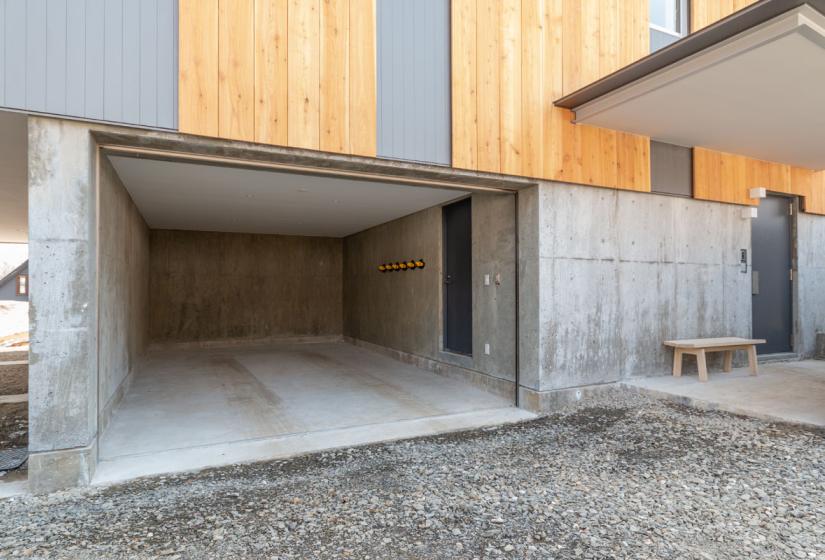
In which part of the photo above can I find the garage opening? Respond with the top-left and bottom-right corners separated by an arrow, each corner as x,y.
94,147 -> 528,483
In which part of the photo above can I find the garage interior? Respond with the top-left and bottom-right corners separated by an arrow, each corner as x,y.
94,149 -> 530,483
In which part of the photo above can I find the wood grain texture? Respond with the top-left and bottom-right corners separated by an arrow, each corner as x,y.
451,0 -> 650,191
320,0 -> 350,153
691,0 -> 758,31
451,0 -> 478,170
179,0 -> 219,136
254,0 -> 289,146
348,0 -> 376,157
218,0 -> 255,141
693,147 -> 825,213
180,0 -> 375,156
288,0 -> 321,149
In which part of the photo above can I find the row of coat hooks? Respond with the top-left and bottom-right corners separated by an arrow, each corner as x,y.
378,260 -> 426,272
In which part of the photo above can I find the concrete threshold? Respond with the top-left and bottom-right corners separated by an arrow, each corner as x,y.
93,406 -> 535,487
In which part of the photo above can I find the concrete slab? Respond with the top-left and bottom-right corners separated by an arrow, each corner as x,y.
96,341 -> 530,484
624,360 -> 825,428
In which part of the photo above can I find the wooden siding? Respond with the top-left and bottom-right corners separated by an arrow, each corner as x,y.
0,0 -> 178,129
694,149 -> 825,215
690,0 -> 758,32
179,0 -> 376,156
451,0 -> 651,191
690,0 -> 825,215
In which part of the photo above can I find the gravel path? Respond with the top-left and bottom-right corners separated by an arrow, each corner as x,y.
0,391 -> 823,559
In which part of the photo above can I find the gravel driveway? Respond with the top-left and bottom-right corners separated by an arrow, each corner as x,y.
0,391 -> 823,559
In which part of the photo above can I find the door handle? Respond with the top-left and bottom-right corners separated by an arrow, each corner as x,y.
444,274 -> 452,285
752,270 -> 759,295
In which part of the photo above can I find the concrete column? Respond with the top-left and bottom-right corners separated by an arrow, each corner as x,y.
796,212 -> 825,357
27,117 -> 99,493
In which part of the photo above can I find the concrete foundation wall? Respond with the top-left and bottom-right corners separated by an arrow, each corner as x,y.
98,155 -> 150,429
343,192 -> 516,384
522,182 -> 752,395
148,230 -> 343,344
28,117 -> 99,492
797,212 -> 825,357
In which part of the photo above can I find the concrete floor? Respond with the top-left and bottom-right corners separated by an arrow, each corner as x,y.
96,341 -> 531,484
624,359 -> 825,428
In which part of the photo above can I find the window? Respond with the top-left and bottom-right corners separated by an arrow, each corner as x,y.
15,274 -> 27,297
651,141 -> 693,197
649,0 -> 689,52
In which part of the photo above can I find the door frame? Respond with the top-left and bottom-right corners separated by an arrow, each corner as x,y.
752,192 -> 799,355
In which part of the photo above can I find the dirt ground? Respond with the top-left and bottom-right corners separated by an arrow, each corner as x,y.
0,403 -> 27,449
0,391 -> 823,559
0,363 -> 27,395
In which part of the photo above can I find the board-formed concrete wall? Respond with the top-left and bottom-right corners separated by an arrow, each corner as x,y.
519,182 -> 752,408
98,155 -> 150,431
343,193 -> 516,389
148,230 -> 343,344
797,212 -> 825,357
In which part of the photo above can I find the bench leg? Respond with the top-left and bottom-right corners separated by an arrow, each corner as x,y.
696,349 -> 709,382
747,345 -> 758,376
723,350 -> 733,373
672,349 -> 683,377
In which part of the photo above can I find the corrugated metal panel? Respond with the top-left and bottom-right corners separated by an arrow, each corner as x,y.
0,0 -> 178,129
376,0 -> 451,165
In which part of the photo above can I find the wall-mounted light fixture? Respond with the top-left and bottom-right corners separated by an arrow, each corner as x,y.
749,187 -> 767,199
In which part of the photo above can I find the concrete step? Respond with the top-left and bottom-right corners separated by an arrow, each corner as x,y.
0,360 -> 28,396
757,352 -> 800,364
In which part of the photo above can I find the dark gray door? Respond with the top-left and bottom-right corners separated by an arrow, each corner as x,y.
443,198 -> 472,355
752,196 -> 793,354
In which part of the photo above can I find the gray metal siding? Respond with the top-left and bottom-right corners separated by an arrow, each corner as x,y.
0,0 -> 177,129
377,0 -> 451,165
651,141 -> 693,197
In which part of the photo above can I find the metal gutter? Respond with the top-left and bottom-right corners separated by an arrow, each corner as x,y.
555,0 -> 825,110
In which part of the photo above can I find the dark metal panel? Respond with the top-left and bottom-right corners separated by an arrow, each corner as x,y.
156,0 -> 177,129
752,195 -> 793,354
377,0 -> 451,165
651,141 -> 693,197
443,198 -> 473,355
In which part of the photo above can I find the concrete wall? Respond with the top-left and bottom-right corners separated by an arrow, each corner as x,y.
149,230 -> 343,344
343,192 -> 516,386
98,155 -> 150,430
519,182 -> 752,406
28,117 -> 99,491
796,212 -> 825,357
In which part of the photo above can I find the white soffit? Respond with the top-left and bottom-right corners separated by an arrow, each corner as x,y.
572,5 -> 825,170
108,155 -> 466,238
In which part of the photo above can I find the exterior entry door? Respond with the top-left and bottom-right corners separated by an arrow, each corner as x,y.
751,195 -> 793,354
443,198 -> 473,355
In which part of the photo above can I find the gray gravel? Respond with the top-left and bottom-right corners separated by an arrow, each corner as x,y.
1,390 -> 823,559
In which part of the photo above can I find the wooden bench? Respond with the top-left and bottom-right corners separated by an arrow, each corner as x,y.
664,337 -> 766,382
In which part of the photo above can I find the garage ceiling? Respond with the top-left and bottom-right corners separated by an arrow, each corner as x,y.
109,155 -> 466,238
0,111 -> 28,243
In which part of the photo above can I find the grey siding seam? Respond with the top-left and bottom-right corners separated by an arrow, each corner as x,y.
0,0 -> 177,130
376,0 -> 451,166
